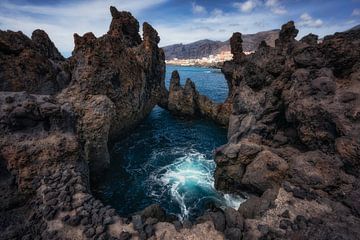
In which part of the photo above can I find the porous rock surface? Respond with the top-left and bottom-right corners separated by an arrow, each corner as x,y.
214,21 -> 360,239
0,29 -> 69,94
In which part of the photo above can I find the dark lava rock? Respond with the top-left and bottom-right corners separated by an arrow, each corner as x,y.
144,224 -> 155,238
0,29 -> 70,94
281,210 -> 290,219
230,32 -> 244,62
84,227 -> 95,238
173,220 -> 183,231
67,216 -> 81,226
224,207 -> 244,230
214,20 -> 360,240
183,219 -> 193,229
279,219 -> 292,230
140,204 -> 166,222
119,231 -> 132,240
224,227 -> 242,240
132,215 -> 143,231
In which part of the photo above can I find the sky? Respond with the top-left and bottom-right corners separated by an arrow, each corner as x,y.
0,0 -> 359,56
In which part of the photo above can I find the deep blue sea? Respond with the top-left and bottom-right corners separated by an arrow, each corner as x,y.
92,65 -> 244,221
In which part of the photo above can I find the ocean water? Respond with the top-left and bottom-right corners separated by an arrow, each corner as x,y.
92,65 -> 245,221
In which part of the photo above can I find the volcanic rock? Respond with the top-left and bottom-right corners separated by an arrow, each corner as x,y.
214,21 -> 360,239
56,6 -> 166,174
0,29 -> 70,94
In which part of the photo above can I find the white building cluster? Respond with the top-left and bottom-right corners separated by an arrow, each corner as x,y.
166,51 -> 254,66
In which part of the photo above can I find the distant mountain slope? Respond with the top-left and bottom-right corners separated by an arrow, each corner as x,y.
163,29 -> 280,60
346,24 -> 360,32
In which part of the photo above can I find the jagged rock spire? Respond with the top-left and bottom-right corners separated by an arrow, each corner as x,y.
230,32 -> 244,62
31,29 -> 64,61
108,6 -> 142,46
169,70 -> 180,91
143,22 -> 160,50
276,21 -> 299,47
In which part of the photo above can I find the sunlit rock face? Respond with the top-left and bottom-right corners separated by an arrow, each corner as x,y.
215,21 -> 360,239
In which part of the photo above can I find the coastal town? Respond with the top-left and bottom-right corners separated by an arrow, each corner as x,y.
165,50 -> 254,66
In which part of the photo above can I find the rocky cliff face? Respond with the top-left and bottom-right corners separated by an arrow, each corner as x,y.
214,21 -> 360,239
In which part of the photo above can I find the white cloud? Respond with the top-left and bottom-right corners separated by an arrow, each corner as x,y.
265,0 -> 287,15
298,13 -> 323,28
234,0 -> 286,15
352,8 -> 360,16
233,0 -> 260,13
191,2 -> 207,14
0,0 -> 167,55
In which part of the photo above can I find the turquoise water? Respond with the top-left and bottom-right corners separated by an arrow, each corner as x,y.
92,66 -> 244,220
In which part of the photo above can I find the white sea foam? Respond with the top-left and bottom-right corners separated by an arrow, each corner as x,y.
149,148 -> 246,219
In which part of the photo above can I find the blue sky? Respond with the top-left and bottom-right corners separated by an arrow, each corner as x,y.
0,0 -> 359,56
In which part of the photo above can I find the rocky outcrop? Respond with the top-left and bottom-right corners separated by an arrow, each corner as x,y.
215,21 -> 360,239
55,7 -> 165,173
162,70 -> 231,125
0,29 -> 70,94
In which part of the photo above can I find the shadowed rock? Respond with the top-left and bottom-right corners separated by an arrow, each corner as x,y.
0,30 -> 70,94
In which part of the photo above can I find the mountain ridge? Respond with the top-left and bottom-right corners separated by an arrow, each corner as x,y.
163,29 -> 280,60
